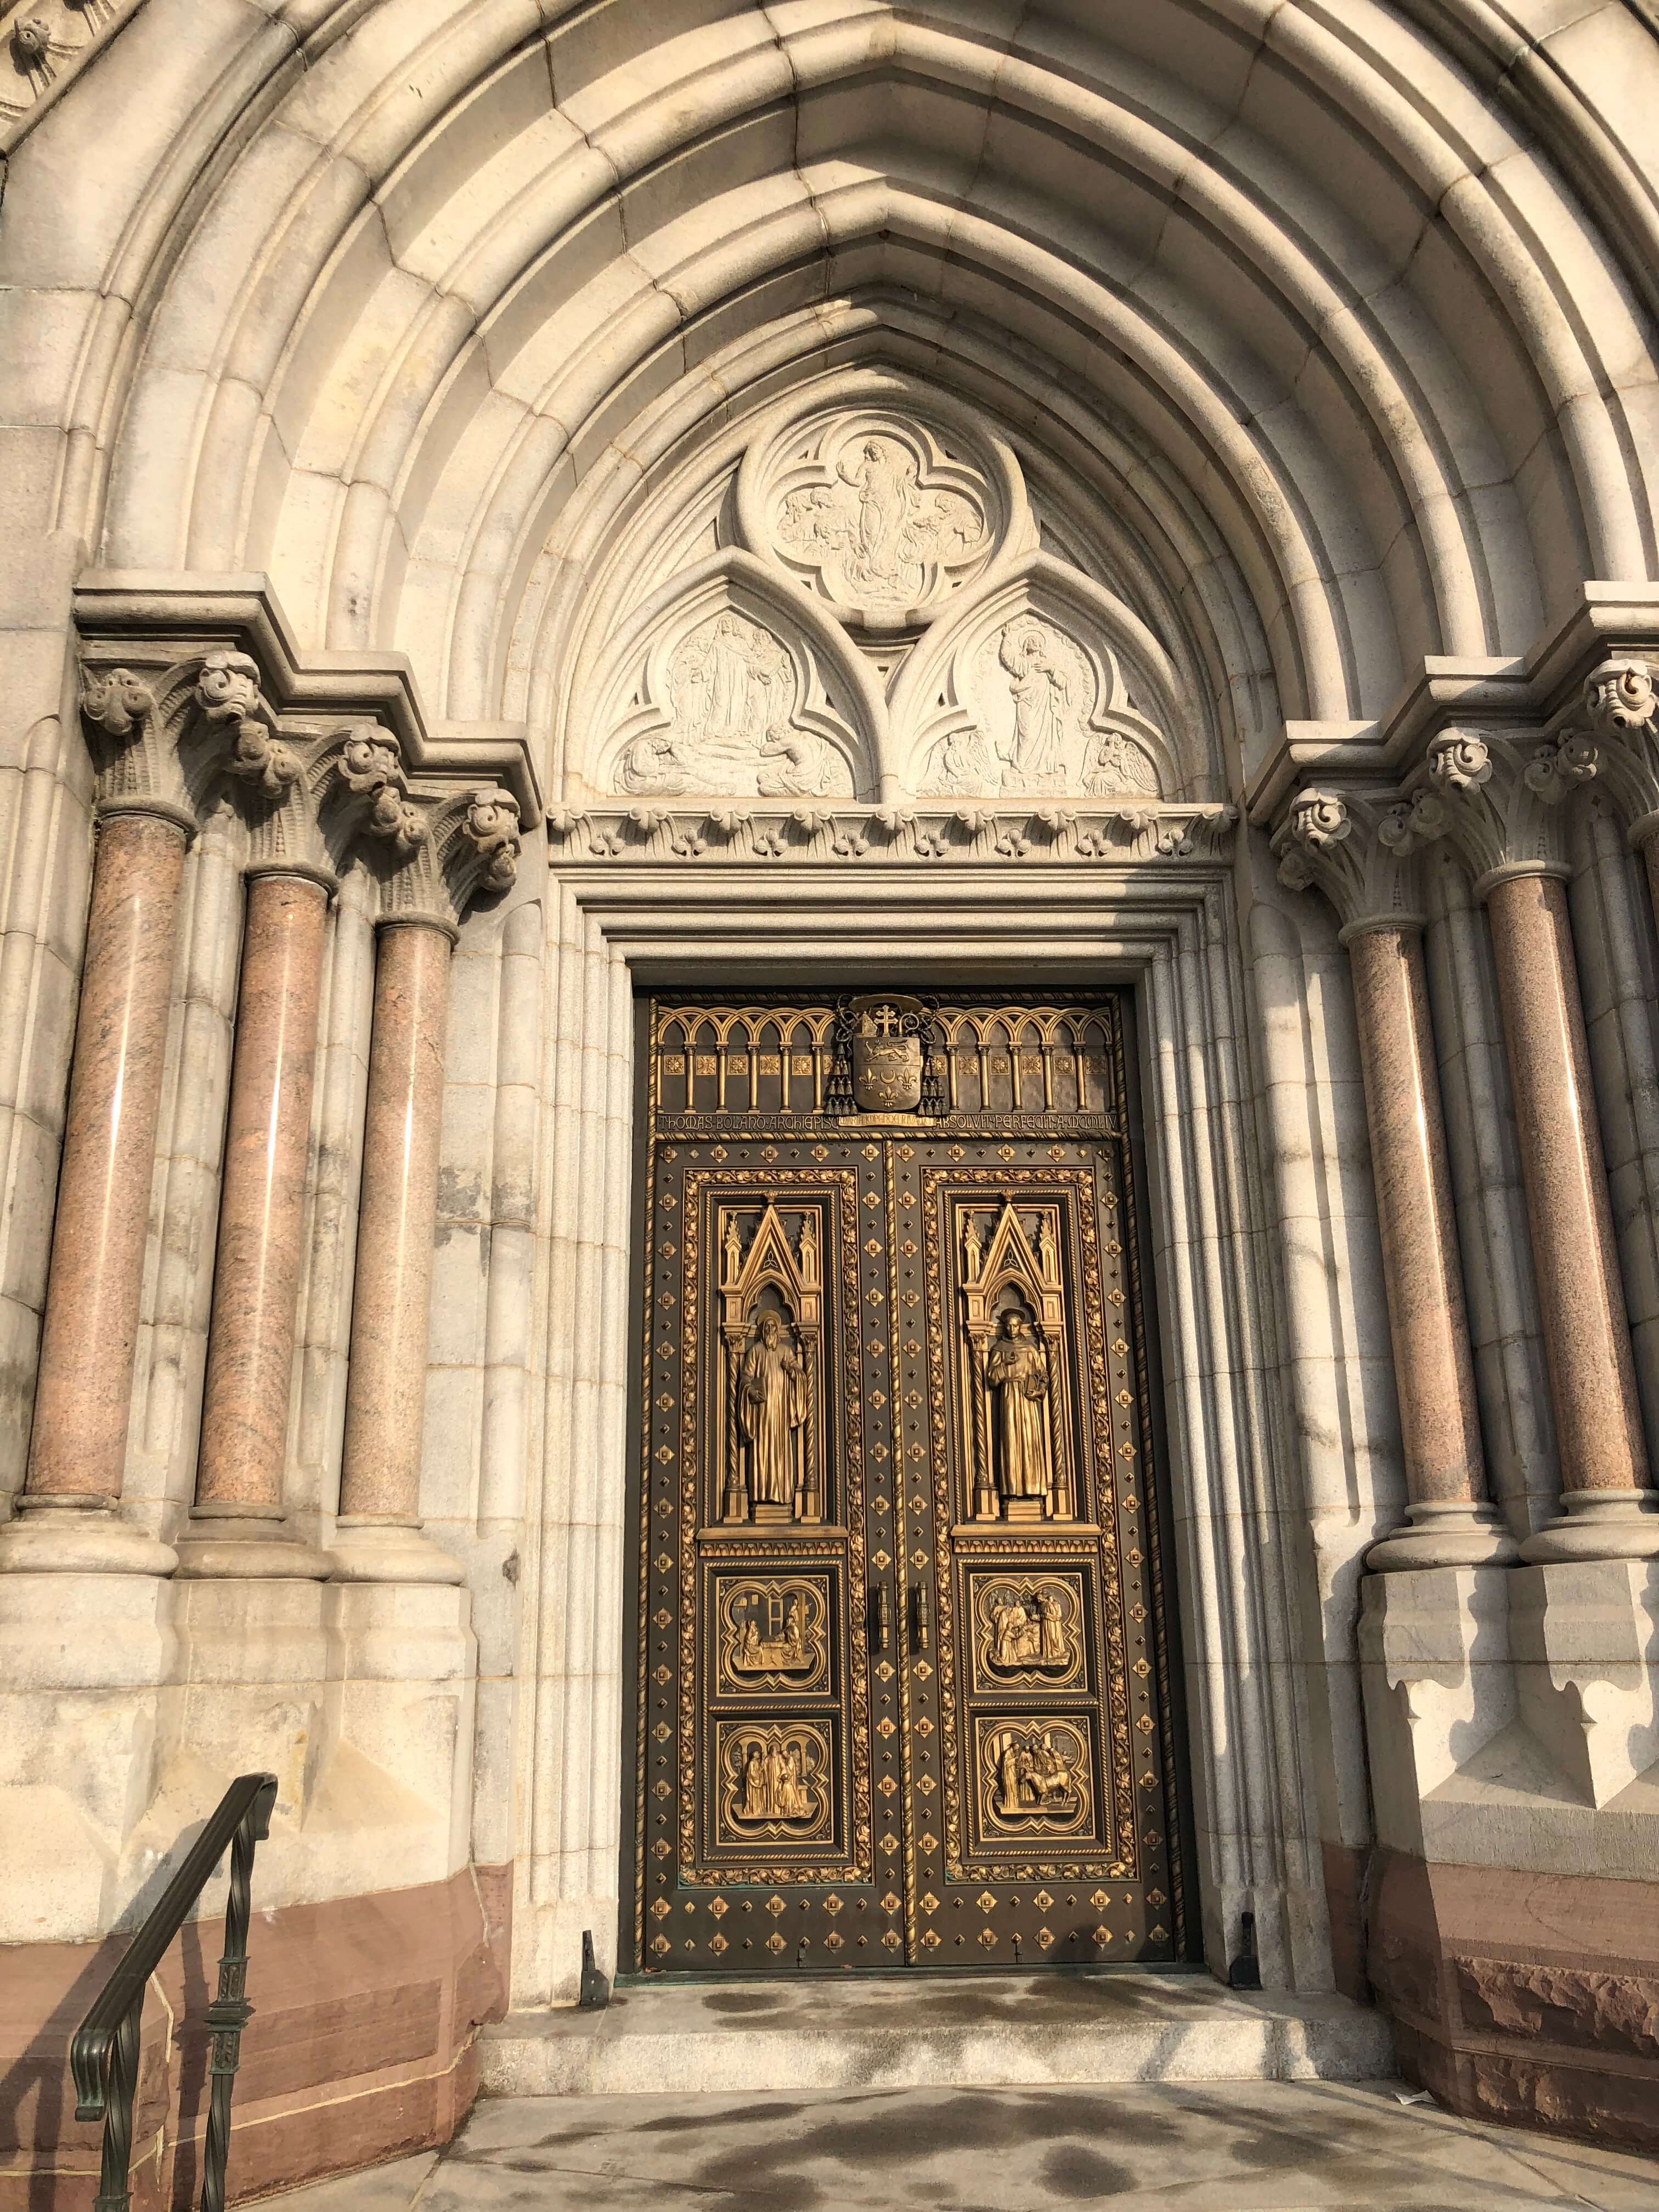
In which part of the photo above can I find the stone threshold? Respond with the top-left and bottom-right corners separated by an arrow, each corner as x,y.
479,1971 -> 1397,2097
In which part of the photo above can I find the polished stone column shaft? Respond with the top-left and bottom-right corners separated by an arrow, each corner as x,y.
1486,872 -> 1658,1559
180,871 -> 330,1576
335,918 -> 460,1581
1347,925 -> 1512,1567
14,810 -> 189,1570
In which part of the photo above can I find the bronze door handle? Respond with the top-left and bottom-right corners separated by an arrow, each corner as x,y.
868,1582 -> 891,1654
909,1578 -> 929,1654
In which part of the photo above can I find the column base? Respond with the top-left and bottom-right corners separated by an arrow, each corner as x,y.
0,1494 -> 177,1576
173,1503 -> 332,1579
1519,1487 -> 1659,1564
330,1516 -> 464,1585
1366,1498 -> 1520,1572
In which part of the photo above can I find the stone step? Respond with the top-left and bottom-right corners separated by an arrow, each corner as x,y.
479,1972 -> 1397,2098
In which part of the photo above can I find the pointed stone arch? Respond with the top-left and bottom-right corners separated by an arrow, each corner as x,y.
888,555 -> 1200,804
566,550 -> 888,804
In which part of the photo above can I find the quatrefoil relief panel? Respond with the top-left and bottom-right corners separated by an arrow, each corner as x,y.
735,403 -> 1029,634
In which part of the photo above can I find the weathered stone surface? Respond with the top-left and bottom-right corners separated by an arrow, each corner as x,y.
1453,1956 -> 1659,2060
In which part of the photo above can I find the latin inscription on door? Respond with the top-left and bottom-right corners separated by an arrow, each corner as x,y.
628,995 -> 1187,1972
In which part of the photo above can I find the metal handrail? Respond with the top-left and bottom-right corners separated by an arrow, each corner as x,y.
71,1772 -> 279,2212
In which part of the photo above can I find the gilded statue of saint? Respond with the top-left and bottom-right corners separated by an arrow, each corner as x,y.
738,1311 -> 808,1508
985,1310 -> 1051,1504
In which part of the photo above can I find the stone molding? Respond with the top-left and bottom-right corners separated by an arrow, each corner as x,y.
75,576 -> 540,928
0,0 -> 145,150
545,800 -> 1235,867
1244,590 -> 1659,828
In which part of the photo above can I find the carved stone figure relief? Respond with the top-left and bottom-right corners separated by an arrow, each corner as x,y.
765,417 -> 997,624
919,619 -> 1160,800
614,610 -> 854,799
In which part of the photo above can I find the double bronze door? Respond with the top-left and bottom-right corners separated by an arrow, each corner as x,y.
625,992 -> 1189,1975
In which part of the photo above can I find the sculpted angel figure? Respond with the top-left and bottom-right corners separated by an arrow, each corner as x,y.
738,1311 -> 808,1508
920,722 -> 996,795
1082,728 -> 1159,797
998,626 -> 1070,789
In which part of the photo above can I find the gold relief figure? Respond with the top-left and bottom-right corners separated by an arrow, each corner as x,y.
973,1574 -> 1085,1689
798,1212 -> 820,1282
738,1312 -> 808,1510
723,1215 -> 743,1283
986,1310 -> 1052,1507
719,1720 -> 832,1841
981,1720 -> 1092,1835
721,1577 -> 827,1688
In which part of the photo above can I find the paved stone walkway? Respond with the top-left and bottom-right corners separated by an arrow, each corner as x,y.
269,2080 -> 1659,2210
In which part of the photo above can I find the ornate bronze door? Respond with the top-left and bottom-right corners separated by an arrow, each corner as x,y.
625,992 -> 1190,1975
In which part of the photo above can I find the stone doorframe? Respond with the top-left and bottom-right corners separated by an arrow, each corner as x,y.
512,853 -> 1334,2008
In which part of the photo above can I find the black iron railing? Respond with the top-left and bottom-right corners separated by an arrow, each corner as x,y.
71,1773 -> 278,2212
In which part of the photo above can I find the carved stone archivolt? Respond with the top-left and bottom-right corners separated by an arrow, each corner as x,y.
1,0 -> 143,147
560,383 -> 1207,815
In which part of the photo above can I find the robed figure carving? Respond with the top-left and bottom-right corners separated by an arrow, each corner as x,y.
739,1312 -> 808,1511
986,1311 -> 1052,1508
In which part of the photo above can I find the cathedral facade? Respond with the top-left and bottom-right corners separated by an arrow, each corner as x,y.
4,0 -> 1659,2196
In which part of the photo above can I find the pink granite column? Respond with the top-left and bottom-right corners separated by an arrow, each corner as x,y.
334,918 -> 461,1582
3,806 -> 190,1573
1486,874 -> 1659,1560
177,871 -> 331,1578
1348,925 -> 1514,1568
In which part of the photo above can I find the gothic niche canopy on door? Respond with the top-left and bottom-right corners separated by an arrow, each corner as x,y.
558,384 -> 1201,815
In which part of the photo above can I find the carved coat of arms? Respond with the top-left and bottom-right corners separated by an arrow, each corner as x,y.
849,994 -> 927,1113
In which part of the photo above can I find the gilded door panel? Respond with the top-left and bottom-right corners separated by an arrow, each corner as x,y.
627,994 -> 1188,1976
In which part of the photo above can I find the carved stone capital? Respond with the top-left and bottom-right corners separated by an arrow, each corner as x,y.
1271,785 -> 1441,939
373,784 -> 523,929
1581,656 -> 1659,847
1419,725 -> 1596,893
